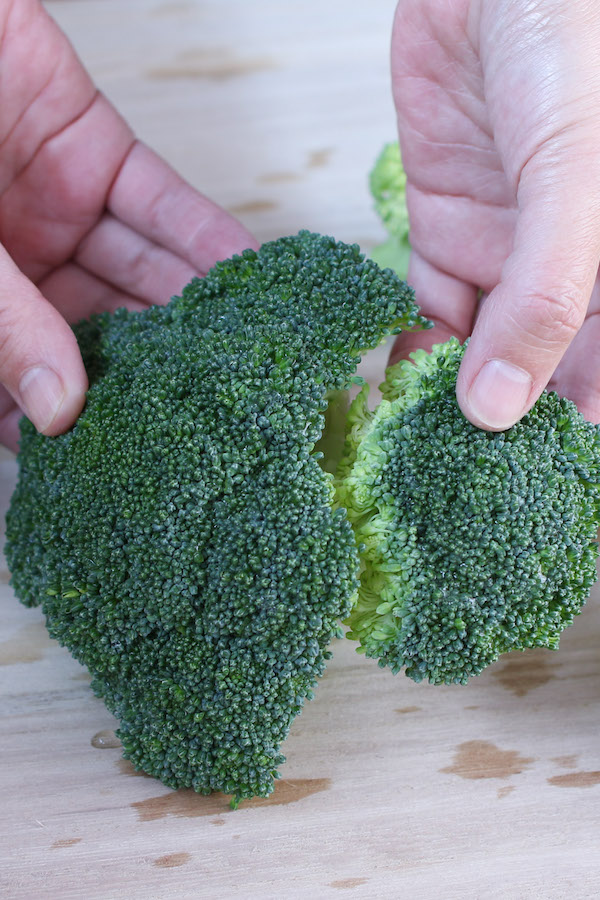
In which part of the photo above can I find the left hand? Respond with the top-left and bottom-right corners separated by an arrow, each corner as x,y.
0,0 -> 256,450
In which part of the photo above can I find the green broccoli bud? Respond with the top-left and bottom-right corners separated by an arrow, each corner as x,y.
369,141 -> 411,278
340,338 -> 600,684
5,230 -> 427,804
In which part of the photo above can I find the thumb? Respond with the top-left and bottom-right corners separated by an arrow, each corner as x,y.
0,248 -> 88,437
457,139 -> 600,430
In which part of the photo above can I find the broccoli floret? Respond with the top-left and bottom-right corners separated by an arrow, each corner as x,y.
5,230 -> 426,804
338,338 -> 600,684
369,141 -> 411,278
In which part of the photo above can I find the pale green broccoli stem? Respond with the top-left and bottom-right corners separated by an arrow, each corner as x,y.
370,142 -> 411,279
315,390 -> 351,475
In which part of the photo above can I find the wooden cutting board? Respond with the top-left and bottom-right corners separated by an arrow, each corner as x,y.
1,2 -> 599,898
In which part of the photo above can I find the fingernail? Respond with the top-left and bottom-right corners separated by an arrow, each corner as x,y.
467,359 -> 532,430
19,366 -> 65,432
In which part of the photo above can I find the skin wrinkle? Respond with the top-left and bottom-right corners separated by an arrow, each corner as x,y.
1,90 -> 105,238
1,93 -> 136,281
0,1 -> 94,185
399,125 -> 511,206
407,189 -> 516,290
409,179 -> 512,206
104,138 -> 141,219
418,0 -> 486,110
0,51 -> 61,152
518,287 -> 587,345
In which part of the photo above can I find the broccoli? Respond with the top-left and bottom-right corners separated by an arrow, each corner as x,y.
337,338 -> 600,684
369,141 -> 411,278
7,228 -> 600,803
5,230 -> 427,805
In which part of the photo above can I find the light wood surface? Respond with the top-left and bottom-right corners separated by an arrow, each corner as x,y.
1,2 -> 600,898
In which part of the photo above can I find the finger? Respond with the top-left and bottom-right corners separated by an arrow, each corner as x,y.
1,91 -> 135,283
38,262 -> 148,322
74,214 -> 199,306
406,185 -> 518,296
0,245 -> 87,437
389,248 -> 480,365
457,140 -> 600,430
0,388 -> 24,453
546,275 -> 600,423
108,142 -> 258,273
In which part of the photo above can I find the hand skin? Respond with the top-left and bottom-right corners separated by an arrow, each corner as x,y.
390,0 -> 600,430
0,0 -> 256,451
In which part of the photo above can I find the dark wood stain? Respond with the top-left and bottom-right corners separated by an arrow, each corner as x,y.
329,877 -> 368,890
257,171 -> 303,185
497,785 -> 515,799
146,54 -> 276,82
441,741 -> 535,780
153,852 -> 191,869
492,650 -> 554,696
395,706 -> 421,714
548,771 -> 600,788
229,200 -> 278,215
132,778 -> 330,821
551,754 -> 578,769
307,148 -> 333,168
117,759 -> 153,778
51,838 -> 82,849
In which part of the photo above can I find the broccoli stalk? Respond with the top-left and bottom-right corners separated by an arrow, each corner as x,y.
369,141 -> 411,278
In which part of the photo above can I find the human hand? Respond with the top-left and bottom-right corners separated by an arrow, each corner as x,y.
0,0 -> 256,451
390,0 -> 600,429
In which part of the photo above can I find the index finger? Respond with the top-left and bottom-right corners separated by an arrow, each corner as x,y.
107,141 -> 258,275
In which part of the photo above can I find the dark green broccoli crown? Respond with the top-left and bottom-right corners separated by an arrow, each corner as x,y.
6,230 -> 425,802
341,339 -> 600,685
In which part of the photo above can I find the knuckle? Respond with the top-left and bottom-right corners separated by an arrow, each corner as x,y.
520,286 -> 586,346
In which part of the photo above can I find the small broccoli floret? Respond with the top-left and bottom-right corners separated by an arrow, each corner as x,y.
338,338 -> 600,685
369,141 -> 411,278
6,230 -> 426,803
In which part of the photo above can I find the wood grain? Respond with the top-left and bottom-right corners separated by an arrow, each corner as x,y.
1,2 -> 599,898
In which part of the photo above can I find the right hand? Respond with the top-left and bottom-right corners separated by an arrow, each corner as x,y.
390,0 -> 600,431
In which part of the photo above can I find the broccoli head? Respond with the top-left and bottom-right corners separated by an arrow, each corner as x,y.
338,338 -> 600,684
5,230 -> 426,804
